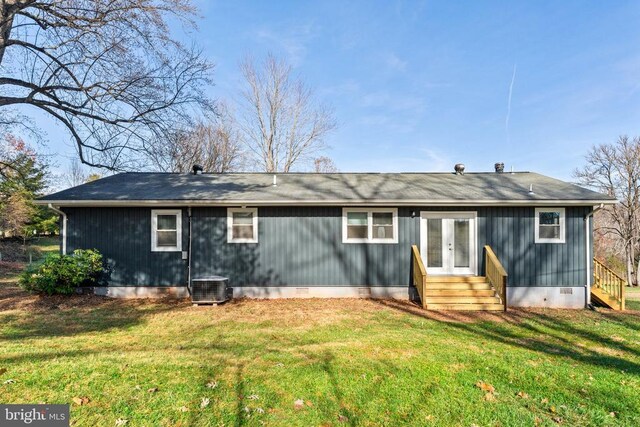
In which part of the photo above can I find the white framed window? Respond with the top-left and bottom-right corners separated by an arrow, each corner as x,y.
535,207 -> 565,243
228,208 -> 258,243
151,209 -> 182,252
342,208 -> 398,244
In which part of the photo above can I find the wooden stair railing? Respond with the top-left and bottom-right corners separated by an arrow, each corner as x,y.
411,245 -> 427,309
593,258 -> 626,311
484,245 -> 508,311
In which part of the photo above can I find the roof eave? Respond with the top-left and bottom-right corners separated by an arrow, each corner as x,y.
35,199 -> 619,207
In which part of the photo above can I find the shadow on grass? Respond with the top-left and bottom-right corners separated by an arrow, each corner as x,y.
0,290 -> 187,341
370,299 -> 640,376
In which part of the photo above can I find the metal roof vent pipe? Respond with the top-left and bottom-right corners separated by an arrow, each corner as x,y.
454,163 -> 465,175
494,162 -> 505,173
272,174 -> 277,186
192,164 -> 203,175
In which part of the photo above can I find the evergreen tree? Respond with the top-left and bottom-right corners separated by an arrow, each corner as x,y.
0,135 -> 55,241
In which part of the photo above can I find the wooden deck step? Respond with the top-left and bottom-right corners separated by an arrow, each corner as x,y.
423,289 -> 496,297
426,276 -> 488,283
424,296 -> 501,304
425,303 -> 505,311
427,282 -> 493,290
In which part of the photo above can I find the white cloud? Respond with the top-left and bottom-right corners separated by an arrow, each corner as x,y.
383,52 -> 407,71
253,23 -> 318,66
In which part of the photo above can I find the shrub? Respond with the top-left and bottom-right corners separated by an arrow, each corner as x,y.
19,249 -> 105,295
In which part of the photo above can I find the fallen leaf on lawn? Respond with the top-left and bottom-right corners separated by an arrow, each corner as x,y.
3,379 -> 15,384
516,391 -> 529,399
274,363 -> 284,368
200,398 -> 210,409
609,412 -> 616,417
255,407 -> 265,414
534,416 -> 542,426
115,419 -> 128,427
483,392 -> 496,402
178,406 -> 189,412
475,381 -> 495,394
134,385 -> 141,391
541,398 -> 549,404
294,399 -> 305,409
549,405 -> 557,413
338,414 -> 349,423
72,397 -> 90,406
147,387 -> 158,393
247,394 -> 259,400
0,368 -> 6,376
206,381 -> 218,389
425,415 -> 434,421
552,417 -> 562,424
306,401 -> 313,407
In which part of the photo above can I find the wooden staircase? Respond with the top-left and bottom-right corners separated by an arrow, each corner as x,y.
592,259 -> 626,310
423,276 -> 504,311
412,245 -> 508,311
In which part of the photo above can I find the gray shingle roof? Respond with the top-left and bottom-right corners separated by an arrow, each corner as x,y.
38,172 -> 616,206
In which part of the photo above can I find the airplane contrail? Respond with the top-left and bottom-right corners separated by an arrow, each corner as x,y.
506,64 -> 517,144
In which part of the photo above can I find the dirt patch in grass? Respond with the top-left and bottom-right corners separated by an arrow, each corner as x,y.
0,282 -> 190,313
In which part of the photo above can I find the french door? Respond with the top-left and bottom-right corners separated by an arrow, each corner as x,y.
420,212 -> 477,275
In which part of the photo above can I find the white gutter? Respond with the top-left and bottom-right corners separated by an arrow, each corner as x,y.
33,199 -> 619,208
47,204 -> 67,255
187,206 -> 192,296
585,204 -> 605,307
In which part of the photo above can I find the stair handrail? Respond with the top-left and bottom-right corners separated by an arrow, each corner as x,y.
593,258 -> 626,310
484,245 -> 507,311
411,245 -> 428,309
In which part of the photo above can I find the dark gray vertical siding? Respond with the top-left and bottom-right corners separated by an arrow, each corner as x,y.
66,207 -> 188,286
65,205 -> 591,289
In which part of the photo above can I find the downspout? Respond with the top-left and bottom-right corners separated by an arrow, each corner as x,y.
585,203 -> 604,308
187,206 -> 192,296
48,204 -> 67,255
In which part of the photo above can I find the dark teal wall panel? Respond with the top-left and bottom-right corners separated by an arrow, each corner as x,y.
65,205 -> 591,288
66,207 -> 188,286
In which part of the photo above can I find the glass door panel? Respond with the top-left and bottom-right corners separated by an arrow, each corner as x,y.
426,219 -> 443,268
453,219 -> 470,268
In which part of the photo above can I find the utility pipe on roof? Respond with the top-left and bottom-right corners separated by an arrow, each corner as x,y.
585,203 -> 604,307
47,204 -> 67,255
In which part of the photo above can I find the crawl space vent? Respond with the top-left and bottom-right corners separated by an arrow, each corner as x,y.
559,288 -> 573,295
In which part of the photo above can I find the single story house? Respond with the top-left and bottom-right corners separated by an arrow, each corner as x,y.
37,168 -> 618,310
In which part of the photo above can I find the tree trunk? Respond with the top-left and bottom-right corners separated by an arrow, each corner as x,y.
0,1 -> 18,66
626,247 -> 634,287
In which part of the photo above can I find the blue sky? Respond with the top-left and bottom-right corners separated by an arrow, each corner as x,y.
44,1 -> 640,180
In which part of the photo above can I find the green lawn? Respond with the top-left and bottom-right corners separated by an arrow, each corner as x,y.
0,289 -> 639,426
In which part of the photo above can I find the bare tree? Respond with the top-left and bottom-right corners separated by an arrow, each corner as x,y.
238,54 -> 336,173
150,105 -> 244,173
64,159 -> 87,188
574,135 -> 640,286
313,156 -> 338,173
0,0 -> 213,170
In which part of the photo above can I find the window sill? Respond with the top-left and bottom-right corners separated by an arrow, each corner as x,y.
343,239 -> 398,244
